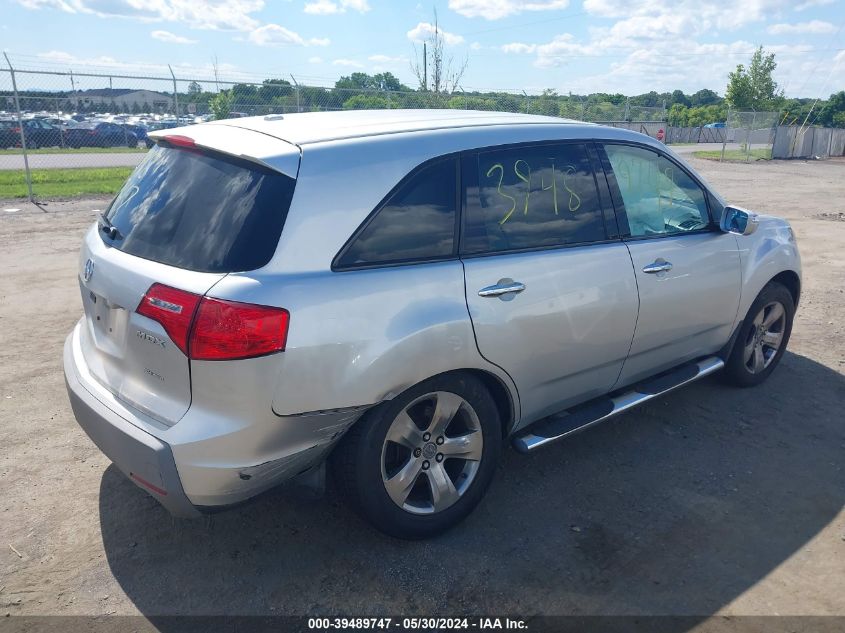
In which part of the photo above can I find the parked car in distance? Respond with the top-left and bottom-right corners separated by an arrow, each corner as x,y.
0,118 -> 65,149
64,121 -> 138,148
64,110 -> 801,538
704,122 -> 726,128
116,122 -> 151,148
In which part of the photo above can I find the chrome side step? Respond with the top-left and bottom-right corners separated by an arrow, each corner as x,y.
512,356 -> 724,454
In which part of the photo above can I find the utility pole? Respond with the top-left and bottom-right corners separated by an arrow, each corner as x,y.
423,42 -> 427,91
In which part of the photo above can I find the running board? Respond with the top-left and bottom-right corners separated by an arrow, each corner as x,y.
512,356 -> 724,454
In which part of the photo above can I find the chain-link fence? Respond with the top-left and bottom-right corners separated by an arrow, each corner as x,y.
1,56 -> 669,202
719,110 -> 780,162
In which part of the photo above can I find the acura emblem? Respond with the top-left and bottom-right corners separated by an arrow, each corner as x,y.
83,258 -> 94,282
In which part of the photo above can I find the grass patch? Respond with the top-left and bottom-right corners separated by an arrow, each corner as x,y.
694,148 -> 772,161
0,167 -> 132,198
0,146 -> 147,155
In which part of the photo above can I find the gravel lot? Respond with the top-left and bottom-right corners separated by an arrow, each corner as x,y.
1,156 -> 844,621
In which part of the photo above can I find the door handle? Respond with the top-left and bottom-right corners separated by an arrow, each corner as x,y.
478,280 -> 526,297
642,259 -> 673,274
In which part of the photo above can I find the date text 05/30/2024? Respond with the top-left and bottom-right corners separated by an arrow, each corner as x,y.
307,617 -> 528,630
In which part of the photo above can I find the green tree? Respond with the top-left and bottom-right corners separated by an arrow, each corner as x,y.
817,91 -> 845,128
532,89 -> 561,116
670,90 -> 690,107
209,90 -> 234,120
726,46 -> 783,110
342,94 -> 392,109
689,88 -> 721,107
259,79 -> 292,103
187,81 -> 202,96
335,72 -> 407,92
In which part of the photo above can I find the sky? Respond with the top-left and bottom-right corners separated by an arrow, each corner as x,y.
1,0 -> 844,98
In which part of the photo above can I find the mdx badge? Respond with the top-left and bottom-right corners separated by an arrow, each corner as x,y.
83,258 -> 94,282
137,330 -> 166,348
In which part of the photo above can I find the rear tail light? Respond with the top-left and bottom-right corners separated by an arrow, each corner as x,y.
162,134 -> 196,149
190,297 -> 289,360
136,284 -> 201,355
136,284 -> 289,361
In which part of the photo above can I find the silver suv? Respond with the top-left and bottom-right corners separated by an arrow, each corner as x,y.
64,110 -> 801,538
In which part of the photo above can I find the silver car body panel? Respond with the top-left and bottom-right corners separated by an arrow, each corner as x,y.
462,244 -> 639,425
614,232 -> 742,388
63,110 -> 802,514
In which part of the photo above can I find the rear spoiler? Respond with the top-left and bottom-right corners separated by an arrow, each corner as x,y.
147,124 -> 300,179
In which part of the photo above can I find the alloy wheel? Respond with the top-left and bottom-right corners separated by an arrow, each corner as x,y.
743,301 -> 786,374
380,391 -> 483,515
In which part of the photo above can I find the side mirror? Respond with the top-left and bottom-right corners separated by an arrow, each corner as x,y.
721,205 -> 759,236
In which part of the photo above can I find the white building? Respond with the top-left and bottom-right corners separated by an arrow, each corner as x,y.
71,89 -> 173,111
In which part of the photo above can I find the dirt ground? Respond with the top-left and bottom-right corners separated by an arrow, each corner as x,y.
1,156 -> 844,622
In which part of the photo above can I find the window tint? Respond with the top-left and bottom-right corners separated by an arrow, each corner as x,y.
104,144 -> 296,273
604,144 -> 710,237
336,158 -> 457,268
462,143 -> 606,254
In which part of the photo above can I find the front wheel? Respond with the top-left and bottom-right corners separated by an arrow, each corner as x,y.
332,373 -> 502,539
723,282 -> 795,387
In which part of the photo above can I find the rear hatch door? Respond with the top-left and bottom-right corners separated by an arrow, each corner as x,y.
77,126 -> 299,425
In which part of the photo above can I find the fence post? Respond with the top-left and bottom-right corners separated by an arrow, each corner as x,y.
290,75 -> 301,113
746,111 -> 756,163
3,52 -> 34,203
168,65 -> 179,119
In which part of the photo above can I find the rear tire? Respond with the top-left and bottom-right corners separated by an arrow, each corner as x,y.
331,373 -> 502,539
723,282 -> 794,387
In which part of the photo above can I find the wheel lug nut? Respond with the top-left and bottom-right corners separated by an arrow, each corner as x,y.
436,436 -> 444,445
413,448 -> 422,458
436,454 -> 444,463
422,460 -> 430,470
423,432 -> 431,441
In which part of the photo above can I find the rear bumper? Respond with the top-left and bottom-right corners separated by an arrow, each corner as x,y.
64,334 -> 200,518
64,323 -> 366,516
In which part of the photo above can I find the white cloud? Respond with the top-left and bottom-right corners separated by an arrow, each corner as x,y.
768,20 -> 836,34
15,0 -> 265,31
501,42 -> 536,54
448,0 -> 568,20
303,0 -> 370,14
583,0 -> 791,31
407,22 -> 464,45
794,0 -> 834,9
151,29 -> 197,44
31,50 -> 244,82
308,56 -> 323,63
332,58 -> 364,67
248,23 -> 329,46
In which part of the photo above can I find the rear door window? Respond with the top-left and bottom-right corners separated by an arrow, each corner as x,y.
462,142 -> 607,254
104,144 -> 296,273
335,158 -> 458,268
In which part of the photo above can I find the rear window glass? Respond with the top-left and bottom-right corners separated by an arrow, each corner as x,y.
335,158 -> 458,268
104,144 -> 296,273
462,142 -> 606,254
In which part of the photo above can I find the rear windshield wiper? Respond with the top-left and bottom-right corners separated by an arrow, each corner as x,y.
98,213 -> 122,241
